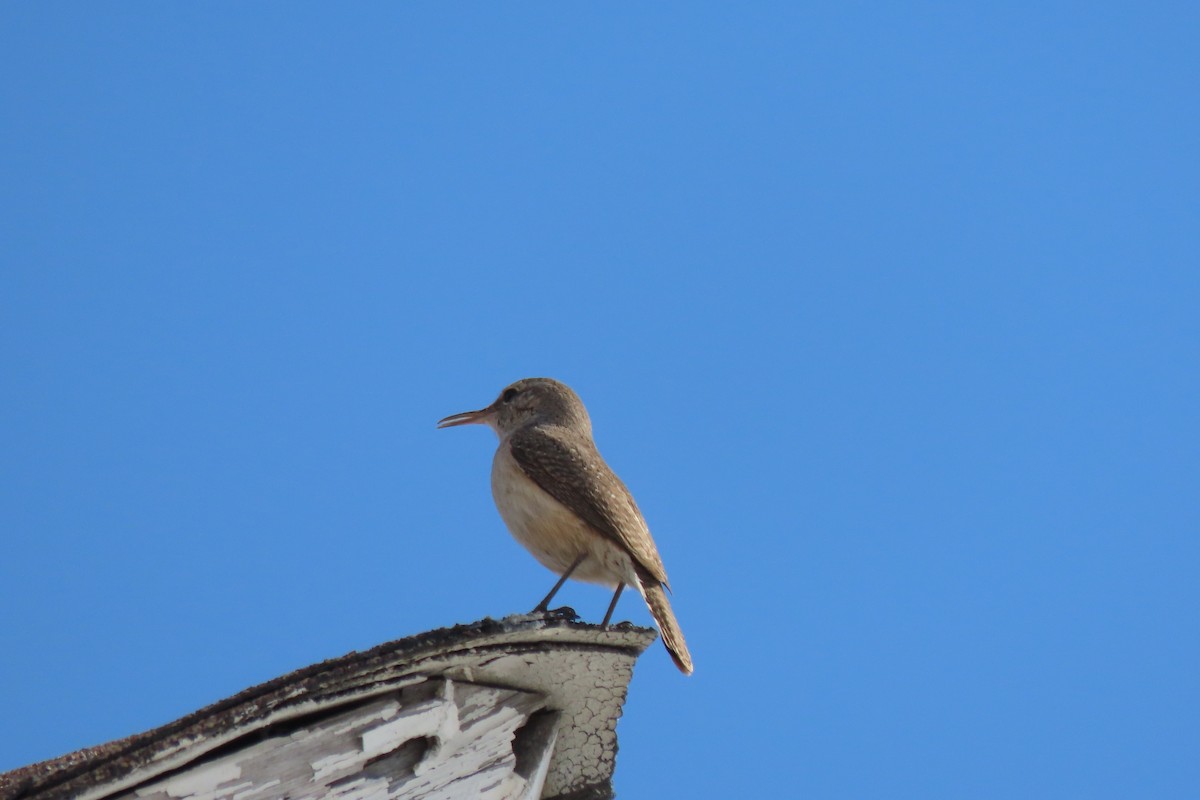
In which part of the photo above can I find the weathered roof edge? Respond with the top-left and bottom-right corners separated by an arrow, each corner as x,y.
0,612 -> 657,800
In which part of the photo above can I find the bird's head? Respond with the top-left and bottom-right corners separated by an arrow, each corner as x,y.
437,377 -> 592,438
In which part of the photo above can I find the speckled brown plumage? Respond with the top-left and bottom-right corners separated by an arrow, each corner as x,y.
508,426 -> 670,588
439,377 -> 693,675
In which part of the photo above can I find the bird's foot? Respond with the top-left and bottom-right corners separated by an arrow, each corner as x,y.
532,605 -> 578,622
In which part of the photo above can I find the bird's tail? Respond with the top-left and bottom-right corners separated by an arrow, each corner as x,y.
637,568 -> 694,675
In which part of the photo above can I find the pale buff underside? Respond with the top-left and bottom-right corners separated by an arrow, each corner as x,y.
491,442 -> 640,592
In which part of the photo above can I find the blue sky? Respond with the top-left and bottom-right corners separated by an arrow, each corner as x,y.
1,4 -> 1197,797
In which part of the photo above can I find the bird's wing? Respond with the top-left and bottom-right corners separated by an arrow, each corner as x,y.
508,426 -> 670,587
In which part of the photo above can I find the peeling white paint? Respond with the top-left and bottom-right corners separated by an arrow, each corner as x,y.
230,779 -> 279,800
120,680 -> 550,800
149,761 -> 241,799
330,701 -> 400,736
309,748 -> 361,782
57,617 -> 650,800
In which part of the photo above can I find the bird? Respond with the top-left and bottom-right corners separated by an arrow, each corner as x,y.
437,377 -> 693,674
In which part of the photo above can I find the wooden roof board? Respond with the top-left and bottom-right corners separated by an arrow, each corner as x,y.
0,613 -> 656,800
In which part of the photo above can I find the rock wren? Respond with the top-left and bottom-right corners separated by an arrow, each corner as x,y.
438,377 -> 693,674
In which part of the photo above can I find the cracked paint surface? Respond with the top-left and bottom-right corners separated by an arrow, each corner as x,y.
2,615 -> 656,800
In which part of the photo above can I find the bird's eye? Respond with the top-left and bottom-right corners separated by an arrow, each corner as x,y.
502,388 -> 519,403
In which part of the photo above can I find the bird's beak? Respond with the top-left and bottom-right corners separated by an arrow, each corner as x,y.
437,407 -> 493,429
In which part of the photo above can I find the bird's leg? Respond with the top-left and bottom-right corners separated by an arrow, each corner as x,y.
532,553 -> 587,613
601,583 -> 625,628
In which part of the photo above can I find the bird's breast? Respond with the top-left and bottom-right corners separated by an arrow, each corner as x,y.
490,442 -> 633,587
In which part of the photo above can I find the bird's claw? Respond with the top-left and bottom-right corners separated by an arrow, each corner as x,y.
535,605 -> 578,622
